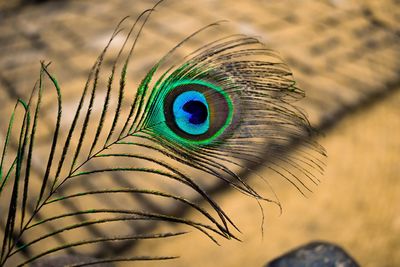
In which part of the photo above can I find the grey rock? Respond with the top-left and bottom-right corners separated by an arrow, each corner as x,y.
265,241 -> 360,267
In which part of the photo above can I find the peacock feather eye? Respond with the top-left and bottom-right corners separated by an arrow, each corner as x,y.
159,80 -> 234,145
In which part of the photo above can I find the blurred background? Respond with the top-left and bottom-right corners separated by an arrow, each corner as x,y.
0,0 -> 399,266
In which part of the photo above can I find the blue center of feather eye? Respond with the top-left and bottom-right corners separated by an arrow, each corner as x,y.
183,101 -> 208,124
173,91 -> 209,135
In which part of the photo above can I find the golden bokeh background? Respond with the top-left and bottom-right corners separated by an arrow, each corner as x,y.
0,0 -> 399,266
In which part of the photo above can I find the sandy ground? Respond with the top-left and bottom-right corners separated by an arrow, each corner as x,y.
133,88 -> 400,267
0,1 -> 399,266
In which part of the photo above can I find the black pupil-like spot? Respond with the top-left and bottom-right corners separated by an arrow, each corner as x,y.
183,100 -> 208,125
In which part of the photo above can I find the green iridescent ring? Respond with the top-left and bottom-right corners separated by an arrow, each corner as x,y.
159,80 -> 234,145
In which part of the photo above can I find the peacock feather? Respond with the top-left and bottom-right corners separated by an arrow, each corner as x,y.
0,1 -> 325,266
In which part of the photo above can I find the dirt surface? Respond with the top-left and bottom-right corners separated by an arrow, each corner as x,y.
133,86 -> 400,267
0,0 -> 399,266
